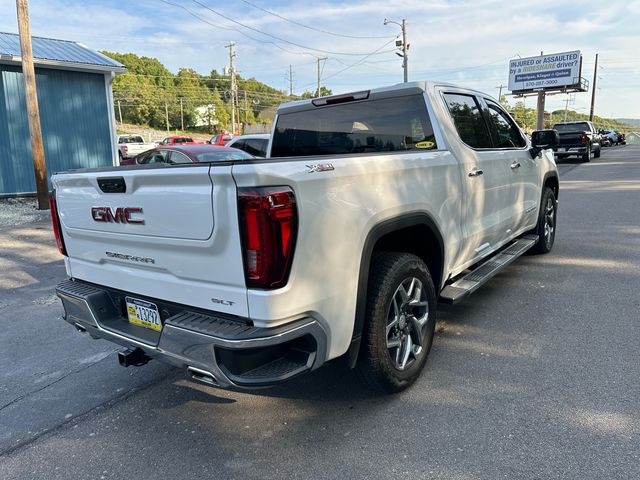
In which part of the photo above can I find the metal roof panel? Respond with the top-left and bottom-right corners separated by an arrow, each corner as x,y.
0,32 -> 123,70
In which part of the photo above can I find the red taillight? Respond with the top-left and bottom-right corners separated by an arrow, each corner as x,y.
123,145 -> 128,152
49,190 -> 67,256
581,133 -> 587,144
238,187 -> 297,289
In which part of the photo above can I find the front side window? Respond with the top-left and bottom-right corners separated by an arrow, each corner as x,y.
443,93 -> 492,149
485,100 -> 526,148
271,94 -> 437,157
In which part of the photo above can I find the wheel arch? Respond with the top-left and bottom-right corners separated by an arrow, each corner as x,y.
543,171 -> 559,200
346,212 -> 445,368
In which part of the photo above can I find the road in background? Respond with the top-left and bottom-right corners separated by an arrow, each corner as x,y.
1,146 -> 638,479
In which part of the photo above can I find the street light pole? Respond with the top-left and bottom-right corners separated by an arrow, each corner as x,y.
384,18 -> 409,82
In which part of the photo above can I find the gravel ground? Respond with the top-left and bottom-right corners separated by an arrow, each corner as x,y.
0,198 -> 50,228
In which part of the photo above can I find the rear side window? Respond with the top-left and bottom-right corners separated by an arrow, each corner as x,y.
444,93 -> 492,149
271,94 -> 437,157
484,100 -> 526,148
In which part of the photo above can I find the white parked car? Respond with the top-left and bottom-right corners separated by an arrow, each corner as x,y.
116,135 -> 155,162
51,81 -> 559,393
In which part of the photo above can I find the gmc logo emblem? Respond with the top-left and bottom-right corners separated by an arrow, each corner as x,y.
91,207 -> 144,224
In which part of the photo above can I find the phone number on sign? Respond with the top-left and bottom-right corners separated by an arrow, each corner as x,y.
524,79 -> 559,88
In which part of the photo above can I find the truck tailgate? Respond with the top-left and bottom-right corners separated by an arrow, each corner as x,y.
52,165 -> 248,317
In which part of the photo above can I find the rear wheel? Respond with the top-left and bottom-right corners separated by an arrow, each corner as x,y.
530,187 -> 557,254
581,145 -> 591,162
357,252 -> 437,393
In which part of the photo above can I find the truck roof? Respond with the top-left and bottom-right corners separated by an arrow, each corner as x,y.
276,81 -> 497,115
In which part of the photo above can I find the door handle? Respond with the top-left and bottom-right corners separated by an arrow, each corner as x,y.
510,162 -> 521,169
468,168 -> 484,177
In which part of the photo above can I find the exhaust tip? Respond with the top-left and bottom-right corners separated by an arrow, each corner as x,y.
187,366 -> 219,386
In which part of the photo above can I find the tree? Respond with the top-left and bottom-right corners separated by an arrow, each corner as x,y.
301,86 -> 333,98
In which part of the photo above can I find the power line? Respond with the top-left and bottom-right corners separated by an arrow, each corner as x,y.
236,0 -> 394,40
191,0 -> 397,57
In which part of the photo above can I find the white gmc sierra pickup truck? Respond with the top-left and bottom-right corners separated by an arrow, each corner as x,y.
51,82 -> 560,393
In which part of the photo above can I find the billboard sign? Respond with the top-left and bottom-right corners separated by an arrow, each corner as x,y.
508,51 -> 582,93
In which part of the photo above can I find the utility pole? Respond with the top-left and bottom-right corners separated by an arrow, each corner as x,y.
164,101 -> 169,132
179,98 -> 184,131
401,19 -> 408,83
536,51 -> 545,130
564,96 -> 570,123
225,41 -> 237,133
244,90 -> 248,129
117,99 -> 123,125
316,57 -> 327,97
536,92 -> 546,130
589,53 -> 599,121
384,18 -> 409,82
496,84 -> 505,103
289,64 -> 293,97
16,0 -> 48,210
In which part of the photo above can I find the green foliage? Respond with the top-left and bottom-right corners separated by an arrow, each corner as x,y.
501,97 -> 635,133
300,86 -> 333,98
101,51 -> 289,132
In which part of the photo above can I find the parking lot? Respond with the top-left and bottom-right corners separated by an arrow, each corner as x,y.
1,145 -> 638,479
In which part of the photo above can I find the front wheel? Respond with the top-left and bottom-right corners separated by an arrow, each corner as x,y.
594,145 -> 601,158
357,252 -> 437,393
530,187 -> 557,254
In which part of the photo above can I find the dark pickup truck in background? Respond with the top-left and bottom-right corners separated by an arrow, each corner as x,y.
552,121 -> 601,162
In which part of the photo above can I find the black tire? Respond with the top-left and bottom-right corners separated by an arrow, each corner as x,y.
530,187 -> 557,254
357,252 -> 437,393
581,145 -> 591,162
594,145 -> 601,158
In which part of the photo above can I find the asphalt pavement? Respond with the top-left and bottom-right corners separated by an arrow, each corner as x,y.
1,145 -> 638,479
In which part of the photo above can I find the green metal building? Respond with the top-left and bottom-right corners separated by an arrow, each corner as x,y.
0,32 -> 124,196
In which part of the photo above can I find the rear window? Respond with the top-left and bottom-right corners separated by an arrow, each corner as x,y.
553,122 -> 590,133
271,94 -> 437,157
120,135 -> 144,144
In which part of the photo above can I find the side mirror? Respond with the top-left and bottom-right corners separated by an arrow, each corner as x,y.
530,129 -> 559,158
206,140 -> 211,144
531,129 -> 559,148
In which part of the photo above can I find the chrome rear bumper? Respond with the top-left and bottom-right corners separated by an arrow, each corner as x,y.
56,279 -> 327,389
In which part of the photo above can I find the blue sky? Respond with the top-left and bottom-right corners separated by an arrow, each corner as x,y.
1,0 -> 639,118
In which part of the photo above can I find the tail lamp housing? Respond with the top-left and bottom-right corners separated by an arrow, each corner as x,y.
238,186 -> 298,289
581,132 -> 587,145
49,190 -> 67,256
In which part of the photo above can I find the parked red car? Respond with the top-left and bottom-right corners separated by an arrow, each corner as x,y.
207,133 -> 238,146
158,136 -> 203,145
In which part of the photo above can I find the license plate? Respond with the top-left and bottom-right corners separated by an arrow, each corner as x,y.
125,297 -> 161,331
557,148 -> 566,152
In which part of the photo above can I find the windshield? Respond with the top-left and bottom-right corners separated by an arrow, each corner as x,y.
195,150 -> 253,162
553,122 -> 589,133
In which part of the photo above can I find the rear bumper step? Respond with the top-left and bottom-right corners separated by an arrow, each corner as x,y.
439,235 -> 538,305
56,279 -> 327,389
